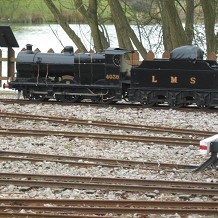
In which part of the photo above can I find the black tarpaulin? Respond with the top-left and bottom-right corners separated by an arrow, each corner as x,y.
170,45 -> 204,61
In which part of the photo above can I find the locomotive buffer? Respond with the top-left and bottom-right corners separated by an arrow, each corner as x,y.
195,134 -> 218,171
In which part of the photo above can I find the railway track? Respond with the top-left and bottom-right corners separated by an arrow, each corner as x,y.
0,172 -> 217,195
1,98 -> 217,218
0,112 -> 215,146
0,97 -> 217,112
0,150 -> 197,170
0,127 -> 200,145
0,111 -> 215,137
0,198 -> 217,217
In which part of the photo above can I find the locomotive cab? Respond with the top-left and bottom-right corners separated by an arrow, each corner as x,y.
104,48 -> 133,100
105,48 -> 132,82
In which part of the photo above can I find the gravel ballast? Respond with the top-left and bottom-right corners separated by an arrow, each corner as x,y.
0,94 -> 217,217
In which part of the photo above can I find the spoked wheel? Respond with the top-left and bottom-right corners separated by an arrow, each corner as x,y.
55,94 -> 62,102
56,94 -> 80,103
100,90 -> 116,104
93,96 -> 115,104
91,94 -> 115,104
23,90 -> 30,100
91,96 -> 102,103
169,102 -> 183,109
141,102 -> 156,107
91,96 -> 102,104
102,95 -> 115,104
140,98 -> 156,107
197,104 -> 205,108
31,94 -> 48,101
197,104 -> 213,109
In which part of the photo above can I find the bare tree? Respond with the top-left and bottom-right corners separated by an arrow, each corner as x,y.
108,0 -> 147,59
44,0 -> 88,52
158,0 -> 173,51
159,0 -> 188,50
73,0 -> 104,52
108,0 -> 133,50
200,0 -> 216,56
185,0 -> 194,44
44,0 -> 217,58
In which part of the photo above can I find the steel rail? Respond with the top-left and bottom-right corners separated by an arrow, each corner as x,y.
0,212 -> 108,218
1,98 -> 218,113
0,199 -> 217,216
0,174 -> 217,195
0,206 -> 217,216
0,111 -> 215,137
0,127 -> 199,145
0,150 -> 197,170
0,172 -> 217,189
0,155 -> 196,170
0,198 -> 217,207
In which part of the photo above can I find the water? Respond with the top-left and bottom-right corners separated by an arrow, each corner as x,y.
2,23 -> 163,56
12,24 -> 117,53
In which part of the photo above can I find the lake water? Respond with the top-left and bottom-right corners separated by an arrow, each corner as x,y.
2,23 -> 164,57
2,24 -> 159,53
12,24 -> 118,53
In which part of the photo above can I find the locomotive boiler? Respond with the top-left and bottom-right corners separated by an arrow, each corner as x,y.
10,44 -> 132,103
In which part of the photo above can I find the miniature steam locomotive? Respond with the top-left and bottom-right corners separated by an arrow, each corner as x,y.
10,44 -> 132,104
9,45 -> 218,108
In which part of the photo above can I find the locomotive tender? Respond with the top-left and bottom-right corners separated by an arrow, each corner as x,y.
9,45 -> 218,108
128,46 -> 218,108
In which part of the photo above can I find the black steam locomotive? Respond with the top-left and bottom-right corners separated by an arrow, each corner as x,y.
9,44 -> 218,108
10,44 -> 132,103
